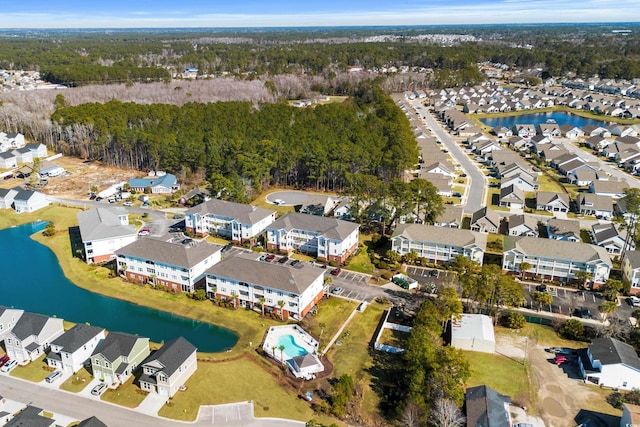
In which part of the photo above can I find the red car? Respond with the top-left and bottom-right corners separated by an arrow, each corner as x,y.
554,355 -> 568,365
0,355 -> 10,368
265,254 -> 276,262
331,268 -> 341,276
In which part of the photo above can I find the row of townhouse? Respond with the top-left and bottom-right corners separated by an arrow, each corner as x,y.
0,306 -> 197,398
0,188 -> 49,213
0,142 -> 47,168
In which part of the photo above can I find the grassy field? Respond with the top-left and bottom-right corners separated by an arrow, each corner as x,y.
329,301 -> 389,424
464,350 -> 531,405
300,297 -> 358,345
378,328 -> 410,349
102,376 -> 148,408
486,233 -> 504,254
10,354 -> 52,382
346,234 -> 375,274
60,367 -> 94,393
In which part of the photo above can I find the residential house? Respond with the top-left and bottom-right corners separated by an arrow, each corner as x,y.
266,213 -> 359,264
585,135 -> 612,151
569,169 -> 598,187
11,147 -> 32,164
25,142 -> 47,159
536,192 -> 570,213
547,217 -> 581,242
499,185 -> 525,210
576,193 -> 614,219
590,179 -> 629,199
421,173 -> 453,197
475,139 -> 502,156
0,306 -> 23,343
591,222 -> 632,256
507,135 -> 532,152
499,170 -> 539,193
184,199 -> 276,243
0,132 -> 25,150
530,134 -> 552,145
77,207 -> 138,264
391,224 -> 487,266
76,417 -> 108,427
507,214 -> 539,237
492,126 -> 512,139
12,190 -> 48,213
560,124 -> 585,139
90,332 -> 150,386
434,205 -> 464,228
127,172 -> 179,194
206,253 -> 325,320
4,312 -> 64,363
421,161 -> 456,178
512,124 -> 536,139
116,239 -> 223,293
46,324 -> 106,373
0,151 -> 17,169
332,198 -> 352,220
138,336 -> 197,398
465,385 -> 512,427
610,125 -> 638,137
300,194 -> 337,216
578,337 -> 640,390
4,406 -> 55,427
0,188 -> 18,209
583,125 -> 612,137
623,251 -> 640,294
470,207 -> 501,234
503,236 -> 612,286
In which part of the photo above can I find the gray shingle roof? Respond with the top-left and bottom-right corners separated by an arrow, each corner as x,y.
76,417 -> 108,427
592,179 -> 629,195
589,337 -> 640,370
186,199 -> 275,225
92,331 -> 148,363
436,205 -> 463,225
536,191 -> 569,207
625,251 -> 640,269
577,193 -> 613,212
508,214 -> 538,232
268,213 -> 359,241
591,223 -> 620,244
465,385 -> 511,427
206,253 -> 324,295
504,236 -> 612,265
392,224 -> 487,250
5,406 -> 53,427
547,217 -> 580,238
141,336 -> 196,377
11,312 -> 50,340
51,324 -> 105,354
471,206 -> 500,229
78,208 -> 137,242
116,239 -> 222,269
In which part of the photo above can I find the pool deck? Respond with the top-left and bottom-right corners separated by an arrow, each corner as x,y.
262,325 -> 319,363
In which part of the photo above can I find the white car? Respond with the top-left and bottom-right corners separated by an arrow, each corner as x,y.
1,359 -> 18,372
123,201 -> 134,207
629,296 -> 640,307
273,199 -> 285,206
91,383 -> 108,396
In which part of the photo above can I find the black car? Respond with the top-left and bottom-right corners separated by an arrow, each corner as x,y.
277,256 -> 289,264
536,284 -> 547,293
221,243 -> 233,252
574,307 -> 591,319
290,260 -> 301,266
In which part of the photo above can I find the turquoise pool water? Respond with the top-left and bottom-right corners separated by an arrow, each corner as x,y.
277,334 -> 308,359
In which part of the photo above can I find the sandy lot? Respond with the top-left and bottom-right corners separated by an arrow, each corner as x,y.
497,333 -> 620,427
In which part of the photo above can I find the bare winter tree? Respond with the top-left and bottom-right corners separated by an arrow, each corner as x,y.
430,398 -> 465,427
401,401 -> 422,427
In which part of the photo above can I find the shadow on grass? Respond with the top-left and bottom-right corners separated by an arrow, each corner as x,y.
366,349 -> 405,421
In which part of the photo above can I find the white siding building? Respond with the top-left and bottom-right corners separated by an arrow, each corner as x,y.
139,336 -> 197,398
579,338 -> 640,390
4,312 -> 64,363
77,207 -> 138,264
46,324 -> 106,373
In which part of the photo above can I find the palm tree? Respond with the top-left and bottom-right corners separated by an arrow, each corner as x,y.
230,291 -> 239,309
598,301 -> 618,322
278,344 -> 285,362
271,345 -> 276,357
518,262 -> 531,281
319,322 -> 326,339
277,300 -> 286,320
258,296 -> 266,316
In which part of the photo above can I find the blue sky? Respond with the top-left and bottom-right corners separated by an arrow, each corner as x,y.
1,0 -> 638,28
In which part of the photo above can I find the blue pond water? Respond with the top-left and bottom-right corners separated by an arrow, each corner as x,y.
277,334 -> 308,359
480,111 -> 612,129
0,222 -> 238,352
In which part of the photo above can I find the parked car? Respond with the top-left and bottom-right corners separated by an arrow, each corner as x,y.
0,355 -> 9,367
259,254 -> 268,261
554,355 -> 568,365
3,174 -> 14,180
460,173 -> 467,177
452,192 -> 462,197
331,268 -> 341,276
331,287 -> 343,294
172,214 -> 184,219
123,201 -> 134,207
546,347 -> 572,355
273,199 -> 285,206
138,228 -> 151,236
574,307 -> 591,319
628,296 -> 640,307
45,371 -> 63,383
536,284 -> 548,293
265,254 -> 276,262
221,243 -> 233,252
1,359 -> 18,372
91,383 -> 108,396
290,260 -> 301,266
277,256 -> 289,264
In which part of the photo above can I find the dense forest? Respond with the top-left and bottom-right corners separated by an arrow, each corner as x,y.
1,24 -> 639,88
49,84 -> 418,195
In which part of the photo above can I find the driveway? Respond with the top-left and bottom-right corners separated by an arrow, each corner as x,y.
265,191 -> 333,207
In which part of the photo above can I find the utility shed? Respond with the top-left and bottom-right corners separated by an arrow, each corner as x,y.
450,313 -> 495,353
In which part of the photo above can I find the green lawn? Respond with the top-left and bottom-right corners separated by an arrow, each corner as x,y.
10,354 -> 52,382
378,328 -> 410,349
329,301 -> 389,424
537,174 -> 566,193
346,235 -> 375,274
0,204 -> 83,231
464,350 -> 531,406
206,235 -> 230,245
486,233 -> 504,254
102,376 -> 148,408
60,367 -> 94,393
300,297 -> 358,346
158,358 -> 322,422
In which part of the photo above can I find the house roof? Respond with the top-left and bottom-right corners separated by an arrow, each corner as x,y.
436,205 -> 463,225
92,331 -> 149,363
141,336 -> 196,377
536,191 -> 569,206
51,324 -> 105,354
465,385 -> 511,427
5,406 -> 54,427
499,184 -> 524,202
508,214 -> 538,232
0,188 -> 18,200
577,193 -> 613,212
591,223 -> 621,245
547,217 -> 580,238
451,314 -> 495,343
11,312 -> 53,340
186,199 -> 275,225
392,224 -> 487,250
78,208 -> 137,242
471,206 -> 500,229
592,179 -> 629,195
76,417 -> 108,427
589,337 -> 640,370
116,239 -> 222,269
206,253 -> 324,295
504,236 -> 612,265
128,173 -> 177,189
625,251 -> 640,269
268,213 -> 359,241
13,190 -> 43,203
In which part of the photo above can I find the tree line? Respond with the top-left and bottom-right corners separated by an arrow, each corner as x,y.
49,84 -> 418,195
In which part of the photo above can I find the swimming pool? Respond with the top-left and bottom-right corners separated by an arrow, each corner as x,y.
277,334 -> 308,359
